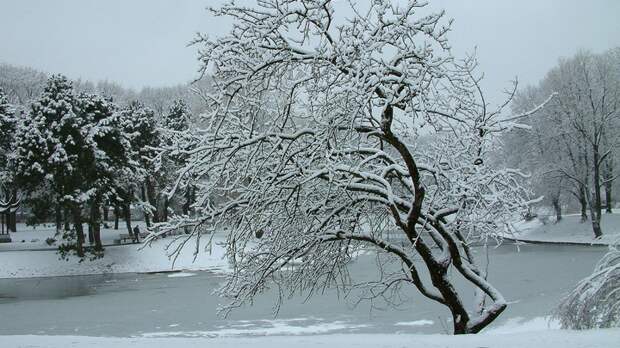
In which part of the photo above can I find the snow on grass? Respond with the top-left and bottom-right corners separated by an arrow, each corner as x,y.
486,316 -> 559,334
1,328 -> 620,348
0,230 -> 229,278
141,318 -> 368,338
394,319 -> 434,327
167,272 -> 198,278
512,211 -> 620,245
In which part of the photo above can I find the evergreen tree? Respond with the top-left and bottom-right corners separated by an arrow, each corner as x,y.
14,75 -> 134,257
14,75 -> 88,256
0,88 -> 18,232
163,99 -> 190,132
119,101 -> 161,227
75,92 -> 134,250
160,99 -> 193,222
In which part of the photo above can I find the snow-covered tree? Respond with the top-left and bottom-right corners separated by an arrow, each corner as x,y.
556,238 -> 620,329
0,63 -> 47,106
120,102 -> 161,227
14,75 -> 133,256
506,85 -> 573,223
75,93 -> 135,250
14,75 -> 84,249
159,99 -> 196,222
156,0 -> 541,334
506,49 -> 620,237
0,88 -> 18,232
0,88 -> 14,179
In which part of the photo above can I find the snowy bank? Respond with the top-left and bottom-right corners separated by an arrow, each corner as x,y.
1,328 -> 619,348
512,212 -> 620,245
0,233 -> 229,278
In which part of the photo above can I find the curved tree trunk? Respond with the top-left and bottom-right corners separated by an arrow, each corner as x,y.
586,188 -> 603,239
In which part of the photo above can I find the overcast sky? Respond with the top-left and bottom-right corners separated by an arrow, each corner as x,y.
1,0 -> 619,104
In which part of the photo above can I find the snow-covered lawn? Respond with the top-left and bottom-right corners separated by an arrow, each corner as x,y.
0,222 -> 149,250
1,327 -> 619,348
513,211 -> 620,245
0,222 -> 229,278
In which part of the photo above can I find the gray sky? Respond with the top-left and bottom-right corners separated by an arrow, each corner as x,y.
1,0 -> 619,104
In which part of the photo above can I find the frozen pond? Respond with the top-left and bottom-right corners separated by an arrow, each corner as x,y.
0,244 -> 607,337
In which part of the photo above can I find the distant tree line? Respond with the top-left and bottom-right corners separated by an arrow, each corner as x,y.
504,48 -> 620,238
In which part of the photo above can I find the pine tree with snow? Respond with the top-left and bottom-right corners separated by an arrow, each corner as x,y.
14,75 -> 135,257
74,92 -> 134,251
163,99 -> 190,132
159,99 -> 195,222
0,88 -> 15,177
0,88 -> 19,232
119,101 -> 161,227
14,75 -> 89,256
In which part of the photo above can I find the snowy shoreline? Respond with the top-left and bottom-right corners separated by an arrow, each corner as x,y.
2,328 -> 620,348
0,223 -> 229,279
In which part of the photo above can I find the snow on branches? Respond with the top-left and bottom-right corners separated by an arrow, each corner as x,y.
556,239 -> 620,329
158,0 -> 539,334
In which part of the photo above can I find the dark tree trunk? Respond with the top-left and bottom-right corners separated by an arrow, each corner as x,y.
114,205 -> 120,230
604,156 -> 613,213
588,190 -> 603,239
7,189 -> 17,232
579,186 -> 588,222
72,205 -> 85,258
141,185 -> 151,228
182,186 -> 193,234
605,181 -> 613,213
103,205 -> 109,221
552,197 -> 562,223
593,145 -> 603,222
87,212 -> 94,245
63,207 -> 71,231
7,211 -> 16,232
90,199 -> 103,251
163,196 -> 169,222
55,202 -> 62,231
183,186 -> 193,216
146,179 -> 159,223
123,204 -> 132,234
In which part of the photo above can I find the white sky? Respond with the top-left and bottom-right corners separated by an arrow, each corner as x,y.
1,0 -> 619,104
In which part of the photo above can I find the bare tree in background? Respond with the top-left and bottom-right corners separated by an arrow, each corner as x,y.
155,0 -> 541,334
508,49 -> 620,238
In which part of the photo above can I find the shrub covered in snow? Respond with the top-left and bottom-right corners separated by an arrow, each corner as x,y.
556,239 -> 620,329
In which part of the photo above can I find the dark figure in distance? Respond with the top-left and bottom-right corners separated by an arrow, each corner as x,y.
133,225 -> 141,243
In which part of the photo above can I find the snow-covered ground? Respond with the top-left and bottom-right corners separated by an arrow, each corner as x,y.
513,211 -> 620,245
1,326 -> 619,348
1,222 -> 150,250
0,222 -> 229,278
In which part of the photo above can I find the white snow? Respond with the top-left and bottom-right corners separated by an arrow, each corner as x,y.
394,319 -> 434,327
0,222 -> 229,278
1,328 -> 619,348
485,316 -> 560,334
141,318 -> 368,338
512,211 -> 620,245
167,272 -> 198,278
